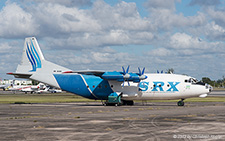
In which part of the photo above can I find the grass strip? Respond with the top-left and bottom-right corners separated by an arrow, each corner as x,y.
0,93 -> 97,104
0,92 -> 225,104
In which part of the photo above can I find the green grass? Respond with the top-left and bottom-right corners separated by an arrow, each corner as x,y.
0,92 -> 225,104
213,87 -> 225,91
0,93 -> 97,104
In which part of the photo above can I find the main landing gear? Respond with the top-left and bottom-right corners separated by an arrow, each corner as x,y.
104,100 -> 134,106
177,99 -> 185,106
121,100 -> 134,106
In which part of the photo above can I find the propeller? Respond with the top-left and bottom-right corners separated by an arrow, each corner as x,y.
122,66 -> 130,87
138,67 -> 147,80
157,70 -> 164,74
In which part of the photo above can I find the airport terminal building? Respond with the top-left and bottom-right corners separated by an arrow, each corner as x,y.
0,79 -> 32,85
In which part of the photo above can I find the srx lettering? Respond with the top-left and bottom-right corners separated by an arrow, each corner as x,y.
167,82 -> 180,91
151,81 -> 180,92
152,82 -> 164,91
139,81 -> 180,92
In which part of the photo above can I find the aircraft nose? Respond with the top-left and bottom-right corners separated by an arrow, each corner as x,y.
205,84 -> 213,93
209,85 -> 213,92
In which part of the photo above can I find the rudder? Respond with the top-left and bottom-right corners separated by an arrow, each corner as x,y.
16,37 -> 45,73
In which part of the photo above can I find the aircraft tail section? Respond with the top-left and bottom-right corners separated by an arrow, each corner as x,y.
16,37 -> 45,74
8,37 -> 71,88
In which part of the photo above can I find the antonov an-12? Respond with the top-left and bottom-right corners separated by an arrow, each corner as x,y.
8,37 -> 212,106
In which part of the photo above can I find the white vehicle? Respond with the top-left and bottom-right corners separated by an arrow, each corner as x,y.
8,37 -> 212,106
49,88 -> 62,93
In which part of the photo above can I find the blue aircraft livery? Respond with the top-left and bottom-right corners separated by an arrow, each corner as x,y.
139,82 -> 149,91
139,81 -> 180,92
26,40 -> 42,72
53,74 -> 113,100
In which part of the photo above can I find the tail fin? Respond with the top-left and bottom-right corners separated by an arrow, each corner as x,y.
16,37 -> 45,73
8,37 -> 71,87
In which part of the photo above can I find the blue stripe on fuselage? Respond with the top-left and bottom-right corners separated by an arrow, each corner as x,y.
53,74 -> 113,100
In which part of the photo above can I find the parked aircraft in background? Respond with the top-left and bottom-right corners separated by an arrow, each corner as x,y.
0,84 -> 10,91
5,83 -> 48,94
8,37 -> 212,106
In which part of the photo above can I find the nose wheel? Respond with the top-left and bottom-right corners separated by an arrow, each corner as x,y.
177,99 -> 185,106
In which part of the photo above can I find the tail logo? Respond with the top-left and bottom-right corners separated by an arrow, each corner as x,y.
26,40 -> 42,72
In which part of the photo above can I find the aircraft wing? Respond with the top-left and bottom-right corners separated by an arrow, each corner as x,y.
63,70 -> 147,83
63,70 -> 105,77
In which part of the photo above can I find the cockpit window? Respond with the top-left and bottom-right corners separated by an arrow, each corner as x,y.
196,81 -> 205,86
192,78 -> 198,83
184,78 -> 205,85
184,78 -> 198,84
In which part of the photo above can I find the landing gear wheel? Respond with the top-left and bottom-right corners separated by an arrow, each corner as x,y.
127,100 -> 134,105
177,99 -> 184,106
122,100 -> 134,106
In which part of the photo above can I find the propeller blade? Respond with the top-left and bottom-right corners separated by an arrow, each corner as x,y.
127,81 -> 130,86
122,66 -> 125,74
126,65 -> 130,74
142,67 -> 145,75
122,80 -> 125,88
138,67 -> 141,75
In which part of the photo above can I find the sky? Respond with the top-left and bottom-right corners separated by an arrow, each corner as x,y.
0,0 -> 224,81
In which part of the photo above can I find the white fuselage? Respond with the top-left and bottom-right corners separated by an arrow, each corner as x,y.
109,73 -> 211,100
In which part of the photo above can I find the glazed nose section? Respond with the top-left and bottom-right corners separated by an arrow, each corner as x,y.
205,83 -> 213,93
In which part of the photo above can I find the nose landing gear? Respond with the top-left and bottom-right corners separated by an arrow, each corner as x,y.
177,99 -> 185,106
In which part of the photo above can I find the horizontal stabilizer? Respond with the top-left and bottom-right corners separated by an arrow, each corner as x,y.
7,72 -> 32,79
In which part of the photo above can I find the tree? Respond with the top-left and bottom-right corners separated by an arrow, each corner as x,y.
167,68 -> 174,74
201,77 -> 213,86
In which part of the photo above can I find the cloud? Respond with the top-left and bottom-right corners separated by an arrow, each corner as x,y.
204,21 -> 225,41
45,46 -> 135,71
169,33 -> 225,56
189,0 -> 221,6
170,33 -> 204,49
144,0 -> 180,12
149,48 -> 174,57
0,0 -> 225,80
206,8 -> 225,27
0,2 -> 38,38
0,43 -> 12,53
31,3 -> 101,36
21,0 -> 92,7
5,0 -> 153,49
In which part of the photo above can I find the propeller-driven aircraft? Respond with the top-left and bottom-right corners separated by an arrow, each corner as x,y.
8,37 -> 212,106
